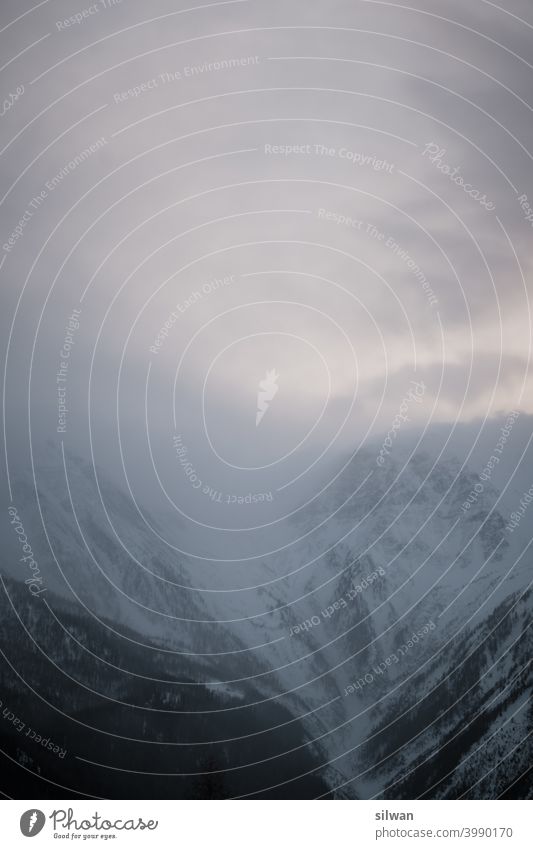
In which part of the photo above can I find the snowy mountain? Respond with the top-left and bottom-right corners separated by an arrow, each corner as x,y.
1,424 -> 531,798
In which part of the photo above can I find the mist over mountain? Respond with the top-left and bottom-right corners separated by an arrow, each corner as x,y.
1,416 -> 531,798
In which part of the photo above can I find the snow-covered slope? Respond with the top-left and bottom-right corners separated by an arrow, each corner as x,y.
1,431 -> 530,798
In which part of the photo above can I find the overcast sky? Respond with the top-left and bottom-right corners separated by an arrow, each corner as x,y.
2,0 -> 532,535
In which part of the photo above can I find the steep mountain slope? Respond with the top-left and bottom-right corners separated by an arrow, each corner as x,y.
182,443 -> 532,797
0,578 -> 329,799
1,434 -> 530,798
